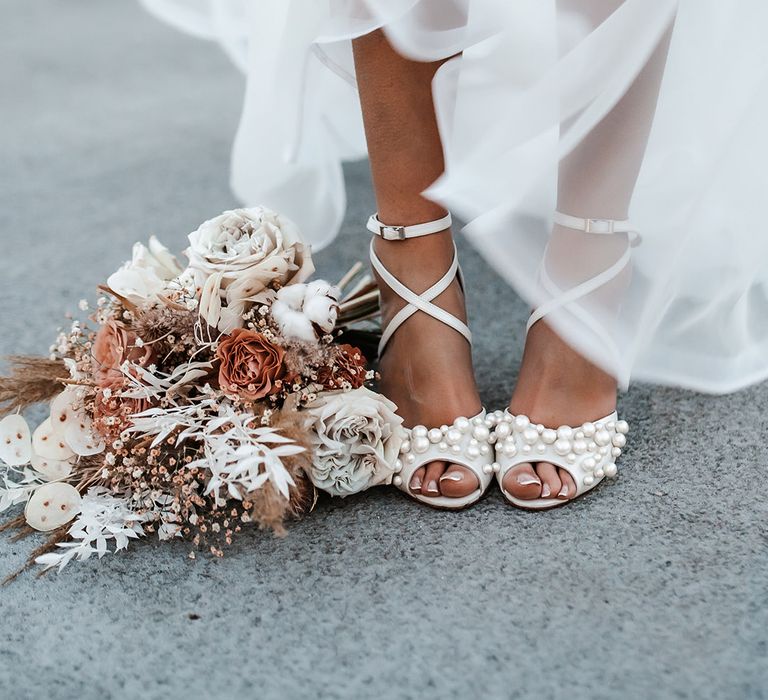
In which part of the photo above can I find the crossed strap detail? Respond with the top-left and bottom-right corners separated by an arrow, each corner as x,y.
368,211 -> 472,357
527,244 -> 633,332
527,211 -> 640,378
528,210 -> 640,333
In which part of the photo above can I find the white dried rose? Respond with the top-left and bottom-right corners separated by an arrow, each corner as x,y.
107,236 -> 184,305
25,482 -> 82,532
186,206 -> 314,333
305,387 -> 406,497
271,280 -> 340,343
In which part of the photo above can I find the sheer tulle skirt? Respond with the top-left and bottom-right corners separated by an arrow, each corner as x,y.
140,0 -> 768,393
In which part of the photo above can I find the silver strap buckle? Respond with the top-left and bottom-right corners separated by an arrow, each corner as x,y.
584,218 -> 615,234
381,225 -> 406,240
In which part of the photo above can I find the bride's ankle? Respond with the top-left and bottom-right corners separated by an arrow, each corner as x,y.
510,322 -> 617,425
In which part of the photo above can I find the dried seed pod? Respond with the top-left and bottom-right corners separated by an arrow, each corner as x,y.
25,483 -> 82,532
0,414 -> 32,466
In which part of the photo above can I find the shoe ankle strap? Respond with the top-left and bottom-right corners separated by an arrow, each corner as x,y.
367,212 -> 452,241
553,210 -> 641,246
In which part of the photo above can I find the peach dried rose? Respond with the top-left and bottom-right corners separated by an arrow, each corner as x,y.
216,328 -> 286,400
92,319 -> 155,388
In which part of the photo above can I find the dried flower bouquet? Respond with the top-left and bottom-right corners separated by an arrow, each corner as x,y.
0,207 -> 404,577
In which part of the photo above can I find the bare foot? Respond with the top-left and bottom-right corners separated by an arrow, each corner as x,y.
503,320 -> 617,502
374,229 -> 482,500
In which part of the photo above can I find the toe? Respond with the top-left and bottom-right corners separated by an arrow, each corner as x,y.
421,461 -> 446,497
439,464 -> 479,499
503,463 -> 542,500
409,466 -> 426,494
535,462 -> 561,500
557,467 -> 576,500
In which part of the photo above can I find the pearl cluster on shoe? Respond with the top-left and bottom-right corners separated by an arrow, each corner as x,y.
391,413 -> 494,487
489,411 -> 629,488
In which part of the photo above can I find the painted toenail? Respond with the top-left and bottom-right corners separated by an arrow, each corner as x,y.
557,485 -> 569,498
410,477 -> 422,492
440,472 -> 464,483
516,474 -> 541,486
425,480 -> 439,495
541,484 -> 551,498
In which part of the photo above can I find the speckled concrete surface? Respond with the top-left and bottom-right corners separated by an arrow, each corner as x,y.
1,2 -> 766,699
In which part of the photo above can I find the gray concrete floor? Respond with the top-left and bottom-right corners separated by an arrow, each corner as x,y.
1,2 -> 766,698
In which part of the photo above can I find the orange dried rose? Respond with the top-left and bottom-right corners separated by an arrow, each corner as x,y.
216,328 -> 286,400
318,344 -> 367,390
92,319 -> 155,389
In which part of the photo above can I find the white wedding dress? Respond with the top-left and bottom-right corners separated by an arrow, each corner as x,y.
140,0 -> 768,394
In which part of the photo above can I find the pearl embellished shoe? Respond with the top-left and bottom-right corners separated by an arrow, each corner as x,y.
394,410 -> 496,509
491,409 -> 628,509
493,211 -> 634,509
368,211 -> 494,509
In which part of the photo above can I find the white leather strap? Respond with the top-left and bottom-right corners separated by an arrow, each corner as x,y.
367,212 -> 452,241
554,211 -> 629,234
527,210 -> 639,335
553,210 -> 641,246
527,246 -> 632,332
370,240 -> 472,356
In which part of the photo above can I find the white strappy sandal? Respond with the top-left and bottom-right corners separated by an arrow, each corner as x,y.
368,211 -> 494,510
493,211 -> 633,510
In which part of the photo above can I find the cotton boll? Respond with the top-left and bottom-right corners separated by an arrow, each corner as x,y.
25,482 -> 82,532
303,294 -> 338,333
305,280 -> 340,301
271,300 -> 317,342
270,280 -> 339,342
275,284 -> 307,308
0,414 -> 32,466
